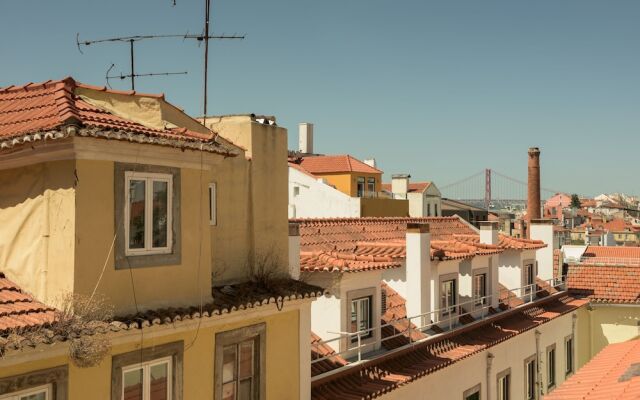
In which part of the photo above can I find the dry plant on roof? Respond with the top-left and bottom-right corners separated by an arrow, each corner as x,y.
54,293 -> 114,368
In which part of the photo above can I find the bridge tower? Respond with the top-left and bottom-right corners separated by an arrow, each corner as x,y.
484,169 -> 491,210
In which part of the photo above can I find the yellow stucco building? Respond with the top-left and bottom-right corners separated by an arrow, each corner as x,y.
0,78 -> 320,400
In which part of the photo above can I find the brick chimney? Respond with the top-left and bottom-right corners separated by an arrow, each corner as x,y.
527,147 -> 541,222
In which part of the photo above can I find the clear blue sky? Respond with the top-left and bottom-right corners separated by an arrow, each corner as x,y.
1,0 -> 639,196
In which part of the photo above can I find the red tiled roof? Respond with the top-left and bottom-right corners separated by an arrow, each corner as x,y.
582,246 -> 640,262
454,233 -> 547,251
380,283 -> 428,350
567,264 -> 640,304
546,339 -> 640,400
311,294 -> 587,399
296,155 -> 382,175
381,182 -> 432,193
0,78 -> 236,154
0,273 -> 56,332
300,250 -> 402,273
311,332 -> 348,377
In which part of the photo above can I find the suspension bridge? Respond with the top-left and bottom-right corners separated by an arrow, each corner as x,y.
440,169 -> 562,211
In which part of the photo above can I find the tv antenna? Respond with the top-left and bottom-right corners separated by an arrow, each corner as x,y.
77,0 -> 245,119
104,64 -> 188,89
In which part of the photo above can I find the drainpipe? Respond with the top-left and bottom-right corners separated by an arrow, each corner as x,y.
535,330 -> 542,400
486,352 -> 494,400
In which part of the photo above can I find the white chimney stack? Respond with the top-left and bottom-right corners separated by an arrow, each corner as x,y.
298,122 -> 314,154
529,219 -> 554,281
288,222 -> 301,280
364,159 -> 377,169
405,223 -> 431,323
479,221 -> 499,245
391,174 -> 411,199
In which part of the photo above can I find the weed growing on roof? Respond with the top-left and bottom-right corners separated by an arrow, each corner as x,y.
55,293 -> 114,368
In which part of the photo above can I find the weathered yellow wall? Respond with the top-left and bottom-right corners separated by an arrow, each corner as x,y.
74,159 -> 213,314
0,160 -> 76,306
205,116 -> 290,283
0,309 -> 301,400
314,172 -> 381,197
577,304 -> 640,367
360,197 -> 409,217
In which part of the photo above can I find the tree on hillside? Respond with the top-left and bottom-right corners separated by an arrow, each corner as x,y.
571,194 -> 581,209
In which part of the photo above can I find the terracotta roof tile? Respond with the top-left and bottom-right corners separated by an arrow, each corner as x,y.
296,155 -> 382,175
567,264 -> 640,304
311,332 -> 348,376
582,246 -> 640,264
0,274 -> 55,333
312,294 -> 587,399
0,77 -> 237,155
380,283 -> 428,350
546,338 -> 640,400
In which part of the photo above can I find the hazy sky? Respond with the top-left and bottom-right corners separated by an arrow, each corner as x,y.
1,1 -> 639,196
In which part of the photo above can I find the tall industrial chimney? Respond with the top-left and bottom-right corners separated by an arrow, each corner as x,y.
298,123 -> 314,154
527,147 -> 541,221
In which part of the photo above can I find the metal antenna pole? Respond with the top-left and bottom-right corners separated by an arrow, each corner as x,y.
130,39 -> 135,90
203,0 -> 211,125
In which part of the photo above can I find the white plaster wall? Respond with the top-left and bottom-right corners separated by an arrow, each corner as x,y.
288,167 -> 360,218
498,250 -> 523,296
530,224 -> 554,281
378,310 -> 579,400
407,192 -> 425,217
310,293 -> 342,344
382,263 -> 407,297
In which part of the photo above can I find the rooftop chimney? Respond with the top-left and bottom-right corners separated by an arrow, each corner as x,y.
391,174 -> 410,199
298,123 -> 314,154
527,147 -> 541,222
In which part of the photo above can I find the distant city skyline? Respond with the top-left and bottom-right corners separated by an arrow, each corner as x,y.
1,0 -> 638,196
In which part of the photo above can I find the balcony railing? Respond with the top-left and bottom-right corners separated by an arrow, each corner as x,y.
311,277 -> 567,380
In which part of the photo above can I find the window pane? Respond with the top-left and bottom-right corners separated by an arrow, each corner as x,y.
152,180 -> 169,248
222,382 -> 236,400
350,300 -> 358,333
20,392 -> 46,400
129,180 -> 146,249
239,341 -> 254,379
123,368 -> 144,400
150,362 -> 169,400
238,378 -> 252,400
223,345 -> 237,383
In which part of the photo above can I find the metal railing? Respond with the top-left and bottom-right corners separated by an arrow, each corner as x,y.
311,277 -> 567,376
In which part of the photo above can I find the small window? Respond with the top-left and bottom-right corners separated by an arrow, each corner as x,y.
356,177 -> 365,198
473,273 -> 487,306
497,370 -> 510,400
122,357 -> 172,400
463,384 -> 481,400
366,178 -> 376,196
209,183 -> 217,226
0,385 -> 51,400
350,296 -> 372,342
125,171 -> 173,255
434,204 -> 438,216
565,336 -> 574,376
427,203 -> 431,216
523,263 -> 535,295
440,279 -> 457,317
525,356 -> 536,400
215,324 -> 265,400
547,345 -> 556,389
293,186 -> 300,197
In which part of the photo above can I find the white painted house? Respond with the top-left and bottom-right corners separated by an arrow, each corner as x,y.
382,174 -> 442,217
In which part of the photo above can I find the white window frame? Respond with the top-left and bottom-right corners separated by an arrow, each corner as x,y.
547,344 -> 556,390
209,182 -> 217,226
565,335 -> 574,377
473,273 -> 487,307
524,355 -> 537,400
350,296 -> 373,342
0,384 -> 51,400
497,369 -> 510,400
124,171 -> 173,256
440,278 -> 457,317
121,356 -> 173,400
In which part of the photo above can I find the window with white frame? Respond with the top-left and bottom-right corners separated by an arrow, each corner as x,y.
122,357 -> 172,400
525,356 -> 536,400
565,336 -> 574,376
473,273 -> 487,306
209,183 -> 217,226
440,278 -> 457,316
463,384 -> 481,400
215,324 -> 264,400
125,171 -> 173,255
547,345 -> 556,389
350,296 -> 372,342
497,369 -> 510,400
0,385 -> 51,400
356,177 -> 365,198
366,177 -> 376,196
523,262 -> 535,295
